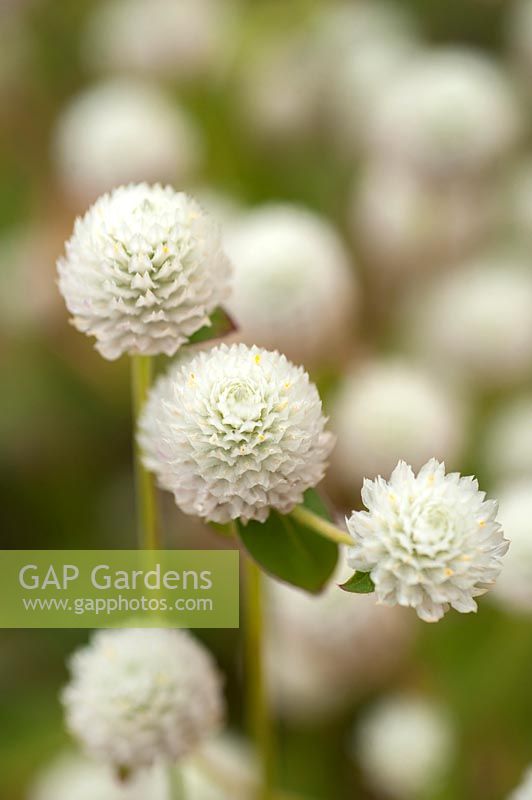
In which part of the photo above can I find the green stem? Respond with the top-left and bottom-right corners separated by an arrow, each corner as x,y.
243,555 -> 275,799
131,355 -> 159,550
169,764 -> 186,799
289,505 -> 352,546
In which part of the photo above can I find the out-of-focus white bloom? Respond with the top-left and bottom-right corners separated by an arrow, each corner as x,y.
353,695 -> 454,798
405,253 -> 532,387
225,204 -> 357,366
62,629 -> 224,772
368,49 -> 520,179
139,343 -> 334,524
57,184 -> 231,360
240,35 -> 324,144
30,738 -> 257,800
83,0 -> 233,82
0,225 -> 60,333
508,766 -> 532,800
53,80 -> 202,203
347,459 -> 508,622
29,754 -> 169,800
491,481 -> 532,613
351,164 -> 494,274
331,359 -> 466,492
483,398 -> 532,480
267,556 -> 413,721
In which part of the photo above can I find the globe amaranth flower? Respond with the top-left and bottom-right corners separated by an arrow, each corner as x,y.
225,205 -> 358,366
83,0 -> 233,82
491,481 -> 532,614
509,766 -> 532,800
368,48 -> 520,179
353,695 -> 454,799
331,359 -> 467,494
62,628 -> 224,772
266,556 -> 413,721
29,753 -> 168,800
57,183 -> 231,360
404,252 -> 532,387
53,80 -> 202,203
347,459 -> 508,622
139,343 -> 334,524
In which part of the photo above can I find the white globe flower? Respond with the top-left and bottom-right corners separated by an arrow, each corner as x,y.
53,80 -> 202,204
139,343 -> 334,524
331,359 -> 466,493
405,253 -> 532,387
508,767 -> 532,800
347,459 -> 508,623
353,695 -> 454,798
491,481 -> 532,613
29,754 -> 169,800
267,556 -> 413,721
62,628 -> 224,772
368,49 -> 520,178
57,183 -> 231,360
83,0 -> 233,81
483,398 -> 532,481
351,163 -> 494,275
224,205 -> 357,366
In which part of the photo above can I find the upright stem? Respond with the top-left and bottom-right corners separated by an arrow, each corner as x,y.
289,505 -> 352,545
131,355 -> 159,550
169,764 -> 186,799
243,555 -> 275,799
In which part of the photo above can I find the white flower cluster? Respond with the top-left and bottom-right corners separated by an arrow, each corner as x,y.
405,253 -> 532,387
509,767 -> 532,800
139,343 -> 334,524
57,184 -> 231,360
368,49 -> 520,179
62,629 -> 224,771
331,359 -> 466,492
353,695 -> 454,798
53,80 -> 202,203
225,204 -> 357,366
347,459 -> 508,622
266,557 -> 413,721
83,0 -> 233,82
491,481 -> 532,614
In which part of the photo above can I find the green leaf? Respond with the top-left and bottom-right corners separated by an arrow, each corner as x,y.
339,571 -> 375,594
236,505 -> 338,594
188,307 -> 236,345
302,487 -> 332,519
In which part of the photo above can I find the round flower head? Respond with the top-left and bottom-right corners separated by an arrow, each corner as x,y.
351,163 -> 494,275
347,459 -> 508,622
368,48 -> 520,179
483,398 -> 532,481
331,359 -> 467,493
29,754 -> 169,800
491,481 -> 532,614
57,184 -> 231,360
225,205 -> 357,366
62,628 -> 224,772
53,80 -> 202,204
139,343 -> 334,523
353,695 -> 454,798
83,0 -> 233,82
405,252 -> 532,387
509,766 -> 532,800
266,556 -> 413,721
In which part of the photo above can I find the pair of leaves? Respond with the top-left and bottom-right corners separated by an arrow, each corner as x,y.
236,489 -> 338,594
